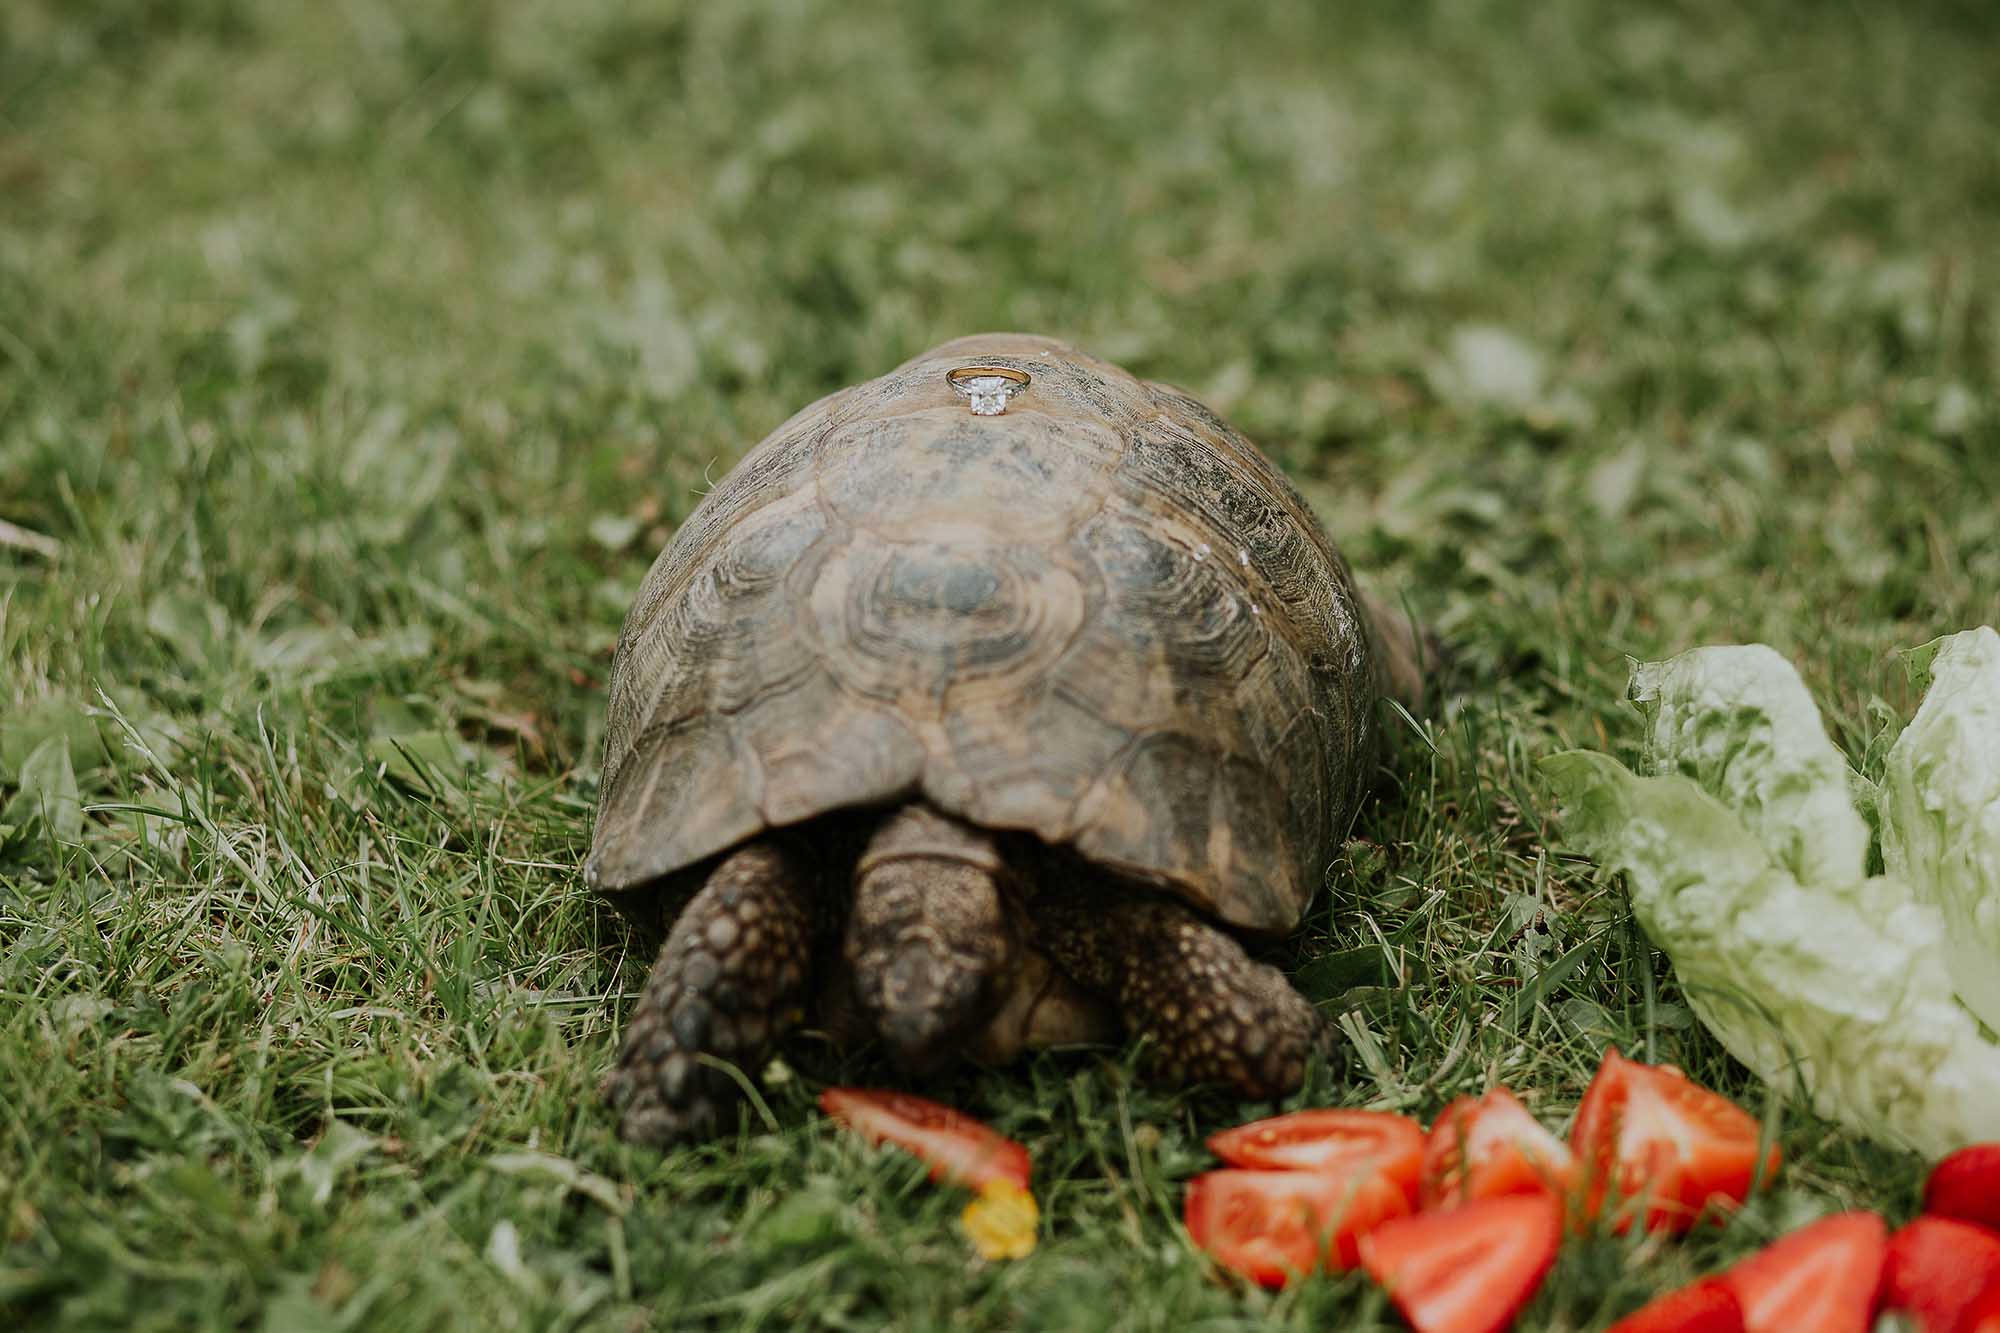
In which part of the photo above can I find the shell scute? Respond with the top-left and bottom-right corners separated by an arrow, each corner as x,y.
589,334 -> 1379,929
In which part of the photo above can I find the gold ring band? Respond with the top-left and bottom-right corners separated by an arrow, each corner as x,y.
945,365 -> 1030,387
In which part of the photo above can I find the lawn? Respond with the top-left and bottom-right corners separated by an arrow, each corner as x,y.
3,0 -> 1998,1328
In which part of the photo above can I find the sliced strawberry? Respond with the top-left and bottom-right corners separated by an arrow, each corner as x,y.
1572,1048 -> 1781,1232
1209,1109 -> 1425,1202
1420,1087 -> 1575,1211
1882,1216 -> 2000,1333
819,1088 -> 1030,1193
1357,1193 -> 1563,1333
1925,1144 -> 2000,1236
1184,1165 -> 1411,1286
1722,1211 -> 1888,1333
1604,1277 -> 1745,1333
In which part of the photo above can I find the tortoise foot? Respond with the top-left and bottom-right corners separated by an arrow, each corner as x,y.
1039,893 -> 1323,1100
607,841 -> 814,1146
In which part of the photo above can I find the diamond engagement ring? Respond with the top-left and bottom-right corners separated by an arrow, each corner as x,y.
946,365 -> 1030,416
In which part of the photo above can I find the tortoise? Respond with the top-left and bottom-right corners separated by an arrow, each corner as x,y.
588,333 -> 1434,1146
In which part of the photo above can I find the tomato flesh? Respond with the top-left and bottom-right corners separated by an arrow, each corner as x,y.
1571,1048 -> 1779,1232
1357,1192 -> 1563,1333
1209,1109 -> 1425,1202
1184,1166 -> 1412,1286
1723,1211 -> 1887,1333
1924,1144 -> 2000,1235
818,1088 -> 1031,1192
1882,1216 -> 2000,1333
1605,1278 -> 1746,1333
1971,1282 -> 2000,1333
1420,1087 -> 1575,1211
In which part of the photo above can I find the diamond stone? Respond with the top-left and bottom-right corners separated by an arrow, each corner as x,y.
958,375 -> 1021,415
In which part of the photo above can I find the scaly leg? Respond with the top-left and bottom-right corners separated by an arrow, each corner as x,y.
607,840 -> 816,1146
1037,890 -> 1324,1099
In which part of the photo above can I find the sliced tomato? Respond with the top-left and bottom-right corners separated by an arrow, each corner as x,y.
1924,1144 -> 2000,1235
1357,1193 -> 1563,1333
1882,1216 -> 2000,1333
1571,1048 -> 1780,1232
1605,1278 -> 1746,1333
818,1088 -> 1030,1193
1184,1166 -> 1412,1286
1420,1087 -> 1575,1211
1722,1211 -> 1887,1333
1209,1109 -> 1425,1201
1971,1281 -> 2000,1333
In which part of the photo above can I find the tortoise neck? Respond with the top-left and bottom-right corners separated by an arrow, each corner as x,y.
853,802 -> 1006,876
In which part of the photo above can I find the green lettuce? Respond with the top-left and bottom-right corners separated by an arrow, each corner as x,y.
1880,628 -> 2000,1037
1542,627 -> 2000,1158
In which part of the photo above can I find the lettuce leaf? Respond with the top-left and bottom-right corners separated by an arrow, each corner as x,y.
1880,627 -> 2000,1035
1543,629 -> 2000,1158
1628,646 -> 1869,886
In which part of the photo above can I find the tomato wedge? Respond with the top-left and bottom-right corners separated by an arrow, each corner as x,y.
819,1088 -> 1030,1193
1605,1278 -> 1746,1333
1571,1049 -> 1780,1232
1722,1211 -> 1887,1333
1357,1193 -> 1563,1333
1971,1282 -> 2000,1333
1184,1166 -> 1412,1286
1420,1087 -> 1575,1211
1209,1109 -> 1425,1201
1882,1216 -> 2000,1333
1924,1144 -> 2000,1235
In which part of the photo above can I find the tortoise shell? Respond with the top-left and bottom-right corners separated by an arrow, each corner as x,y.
586,333 -> 1381,933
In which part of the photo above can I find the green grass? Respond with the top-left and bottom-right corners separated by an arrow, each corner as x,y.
4,0 -> 1998,1327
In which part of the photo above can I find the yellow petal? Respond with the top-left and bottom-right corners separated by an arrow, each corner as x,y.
960,1180 -> 1038,1261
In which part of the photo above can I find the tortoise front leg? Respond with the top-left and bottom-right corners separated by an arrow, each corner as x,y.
607,840 -> 815,1146
1036,891 -> 1324,1100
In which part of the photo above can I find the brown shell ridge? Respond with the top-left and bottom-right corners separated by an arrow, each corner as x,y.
608,418 -> 848,783
1061,729 -> 1300,933
604,486 -> 832,804
1142,379 -> 1373,670
591,337 -> 1378,925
